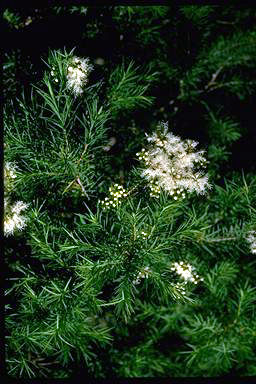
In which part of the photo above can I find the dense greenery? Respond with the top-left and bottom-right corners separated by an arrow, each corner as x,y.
4,5 -> 256,378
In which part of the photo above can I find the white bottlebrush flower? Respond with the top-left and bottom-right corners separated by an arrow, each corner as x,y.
246,230 -> 256,254
4,162 -> 18,194
4,162 -> 17,180
4,203 -> 28,236
4,216 -> 26,236
4,162 -> 29,236
171,261 -> 194,282
4,218 -> 16,236
139,122 -> 211,198
170,261 -> 203,284
11,201 -> 29,215
66,56 -> 93,96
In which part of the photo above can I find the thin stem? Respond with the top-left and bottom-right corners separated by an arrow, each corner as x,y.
205,66 -> 224,90
204,236 -> 238,242
76,177 -> 89,198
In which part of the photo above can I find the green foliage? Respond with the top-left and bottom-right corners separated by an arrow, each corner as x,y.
204,261 -> 239,299
207,112 -> 241,146
204,105 -> 241,174
232,280 -> 256,317
112,6 -> 169,28
181,5 -> 215,25
52,5 -> 88,16
206,175 -> 255,228
4,48 -> 163,378
4,6 -> 256,379
5,49 -> 158,209
3,52 -> 17,100
179,30 -> 256,102
178,280 -> 256,376
3,8 -> 22,29
106,60 -> 159,116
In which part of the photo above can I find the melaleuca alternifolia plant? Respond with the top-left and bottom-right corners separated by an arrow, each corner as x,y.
5,47 -> 256,378
4,48 -> 159,378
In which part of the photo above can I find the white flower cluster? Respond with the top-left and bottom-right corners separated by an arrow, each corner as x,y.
66,56 -> 93,96
4,162 -> 29,237
136,151 -> 161,197
4,162 -> 17,180
136,148 -> 150,164
139,122 -> 211,198
133,266 -> 151,285
100,184 -> 128,209
148,180 -> 161,198
4,200 -> 29,236
246,230 -> 256,254
170,261 -> 204,284
4,162 -> 17,193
